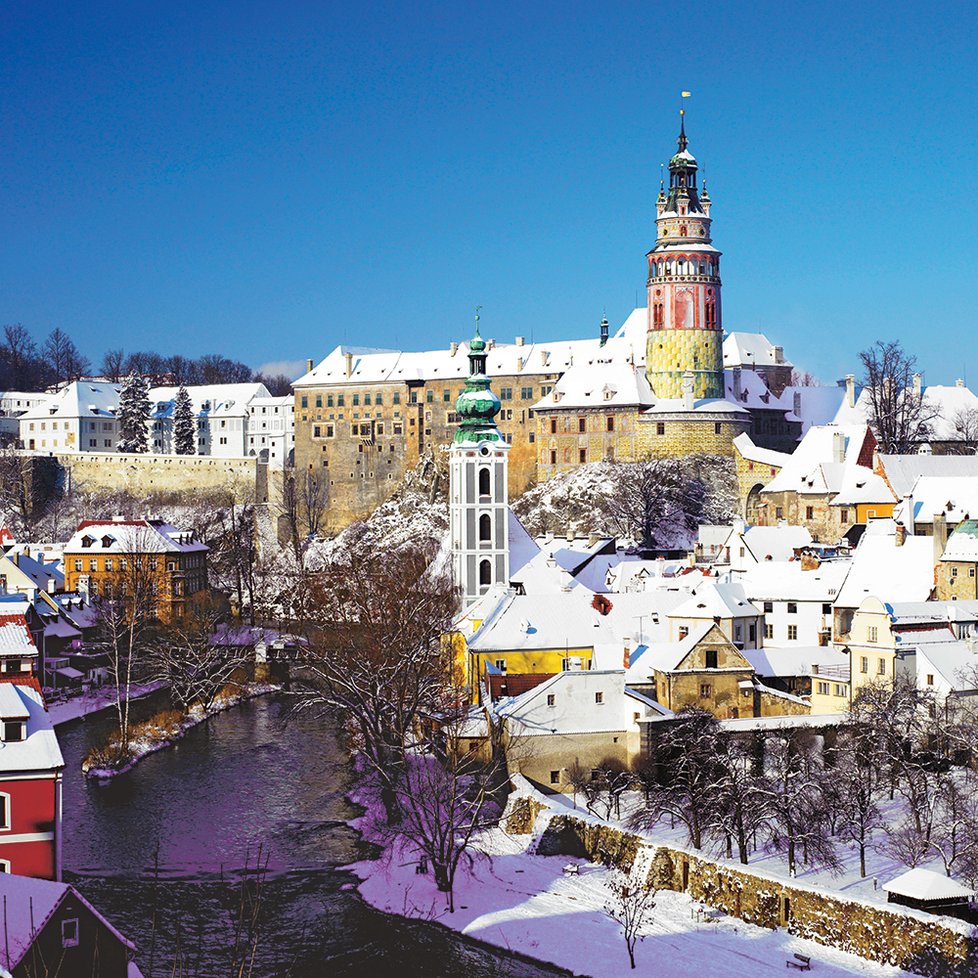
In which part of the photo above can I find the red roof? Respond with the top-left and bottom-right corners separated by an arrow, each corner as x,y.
489,673 -> 554,700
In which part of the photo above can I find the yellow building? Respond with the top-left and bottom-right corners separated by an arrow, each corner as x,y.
840,596 -> 898,697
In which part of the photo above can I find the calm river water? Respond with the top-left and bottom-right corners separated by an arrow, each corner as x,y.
58,694 -> 570,978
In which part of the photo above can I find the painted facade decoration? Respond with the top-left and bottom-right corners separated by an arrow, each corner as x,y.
646,112 -> 724,400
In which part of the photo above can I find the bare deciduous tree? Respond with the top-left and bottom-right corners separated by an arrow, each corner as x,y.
292,539 -> 458,818
858,340 -> 940,453
603,869 -> 656,970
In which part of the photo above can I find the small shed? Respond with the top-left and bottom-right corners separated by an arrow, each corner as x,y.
883,868 -> 974,919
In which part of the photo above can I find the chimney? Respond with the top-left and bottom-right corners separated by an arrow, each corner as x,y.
344,352 -> 353,379
306,358 -> 314,373
845,374 -> 856,408
732,367 -> 742,402
773,345 -> 784,364
450,341 -> 458,356
733,516 -> 747,535
801,553 -> 821,570
832,430 -> 846,464
913,372 -> 922,398
903,492 -> 915,534
517,357 -> 524,372
515,336 -> 525,347
540,350 -> 549,367
599,317 -> 609,348
895,523 -> 906,547
793,391 -> 802,418
957,378 -> 965,388
933,513 -> 949,563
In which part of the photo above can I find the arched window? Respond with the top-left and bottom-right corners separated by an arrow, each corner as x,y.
479,514 -> 492,543
478,467 -> 491,497
479,559 -> 492,587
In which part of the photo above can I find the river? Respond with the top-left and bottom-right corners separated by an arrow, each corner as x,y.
57,693 -> 571,978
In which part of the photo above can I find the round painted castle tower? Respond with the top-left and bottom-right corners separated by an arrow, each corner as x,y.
646,113 -> 724,400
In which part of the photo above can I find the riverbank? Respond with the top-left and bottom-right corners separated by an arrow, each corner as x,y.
346,784 -> 922,978
83,681 -> 281,779
47,680 -> 168,728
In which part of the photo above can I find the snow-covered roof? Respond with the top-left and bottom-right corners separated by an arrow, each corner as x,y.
0,552 -> 63,594
0,684 -> 63,773
531,360 -> 652,412
722,332 -> 793,370
834,521 -> 935,609
743,645 -> 848,679
0,613 -> 37,657
640,622 -> 717,673
895,476 -> 978,525
736,524 -> 814,564
781,386 -> 849,434
830,467 -> 896,506
942,521 -> 978,562
763,424 -> 872,496
65,519 -> 208,555
878,454 -> 978,498
883,867 -> 974,902
913,639 -> 978,691
0,873 -> 135,971
732,432 -> 791,469
737,559 -> 851,602
149,383 -> 270,419
833,383 -> 978,442
670,581 -> 761,621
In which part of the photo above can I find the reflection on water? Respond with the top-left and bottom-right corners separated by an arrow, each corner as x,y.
58,695 -> 571,978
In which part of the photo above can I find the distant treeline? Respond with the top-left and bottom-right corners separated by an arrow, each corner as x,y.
0,323 -> 293,396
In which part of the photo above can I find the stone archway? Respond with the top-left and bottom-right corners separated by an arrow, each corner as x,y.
745,483 -> 766,524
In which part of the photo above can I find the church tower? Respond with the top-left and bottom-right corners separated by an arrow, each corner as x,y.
450,313 -> 510,610
646,111 -> 724,400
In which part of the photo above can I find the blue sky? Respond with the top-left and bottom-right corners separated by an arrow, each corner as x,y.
2,2 -> 976,383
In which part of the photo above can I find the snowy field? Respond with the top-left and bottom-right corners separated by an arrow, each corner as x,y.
350,815 -> 926,978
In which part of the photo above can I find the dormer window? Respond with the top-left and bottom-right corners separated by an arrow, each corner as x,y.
81,536 -> 94,549
2,720 -> 25,743
101,535 -> 114,548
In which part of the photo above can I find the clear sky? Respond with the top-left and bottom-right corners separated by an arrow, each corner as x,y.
2,1 -> 976,384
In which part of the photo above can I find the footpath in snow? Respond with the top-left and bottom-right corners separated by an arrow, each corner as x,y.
349,801 -> 925,978
47,680 -> 168,728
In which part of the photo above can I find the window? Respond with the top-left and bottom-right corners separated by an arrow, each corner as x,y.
817,681 -> 830,695
787,602 -> 797,614
878,658 -> 886,675
715,422 -> 722,435
594,691 -> 604,704
105,559 -> 113,572
764,623 -> 773,639
549,449 -> 557,465
550,417 -> 557,434
926,673 -> 935,686
499,387 -> 513,401
425,390 -> 433,404
61,918 -> 79,948
775,506 -> 784,520
73,560 -> 81,572
806,506 -> 814,520
479,514 -> 492,542
494,659 -> 506,672
952,567 -> 958,578
315,395 -> 322,408
547,694 -> 555,707
787,625 -> 798,641
337,394 -> 345,407
835,684 -> 845,697
327,394 -> 334,407
578,417 -> 586,433
606,416 -> 615,432
657,422 -> 665,436
88,559 -> 97,572
393,391 -> 401,405
579,448 -> 587,464
860,656 -> 868,674
705,649 -> 718,669
763,601 -> 773,613
550,770 -> 560,785
478,468 -> 491,497
479,559 -> 492,587
868,626 -> 878,643
300,396 -> 308,409
699,683 -> 712,698
822,603 -> 832,615
364,393 -> 371,406
840,509 -> 849,524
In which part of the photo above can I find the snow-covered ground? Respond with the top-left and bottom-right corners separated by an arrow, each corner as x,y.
46,680 -> 168,728
347,786 -> 926,978
350,820 -> 924,978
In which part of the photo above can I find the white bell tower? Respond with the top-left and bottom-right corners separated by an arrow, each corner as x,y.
450,312 -> 510,610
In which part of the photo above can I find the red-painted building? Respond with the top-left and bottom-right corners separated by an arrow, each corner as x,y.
0,612 -> 63,880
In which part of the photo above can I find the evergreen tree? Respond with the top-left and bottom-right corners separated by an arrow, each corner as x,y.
173,385 -> 196,455
117,372 -> 150,453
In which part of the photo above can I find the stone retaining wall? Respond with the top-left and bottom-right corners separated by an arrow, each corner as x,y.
527,810 -> 976,977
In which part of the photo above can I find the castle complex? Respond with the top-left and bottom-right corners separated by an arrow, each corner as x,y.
294,116 -> 804,532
